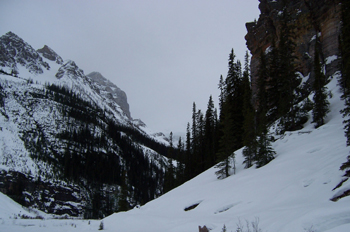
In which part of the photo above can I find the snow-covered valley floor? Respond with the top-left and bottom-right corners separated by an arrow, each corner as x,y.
1,77 -> 350,232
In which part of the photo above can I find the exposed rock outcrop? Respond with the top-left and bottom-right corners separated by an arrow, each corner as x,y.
55,60 -> 85,79
245,0 -> 341,104
37,45 -> 63,65
0,170 -> 86,216
0,31 -> 50,74
87,71 -> 131,118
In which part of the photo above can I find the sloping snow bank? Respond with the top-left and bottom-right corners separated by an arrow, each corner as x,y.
100,77 -> 350,232
0,77 -> 349,232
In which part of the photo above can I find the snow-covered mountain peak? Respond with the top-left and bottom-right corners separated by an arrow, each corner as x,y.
55,60 -> 84,80
0,31 -> 173,218
37,45 -> 63,65
0,31 -> 50,75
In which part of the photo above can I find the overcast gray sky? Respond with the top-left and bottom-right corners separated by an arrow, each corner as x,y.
1,0 -> 260,135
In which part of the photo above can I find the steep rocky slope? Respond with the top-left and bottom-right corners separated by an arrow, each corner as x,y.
87,71 -> 130,119
245,0 -> 341,103
0,31 -> 170,218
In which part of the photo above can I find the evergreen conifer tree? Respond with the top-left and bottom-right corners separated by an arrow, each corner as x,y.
184,122 -> 193,179
218,75 -> 226,122
118,171 -> 129,212
197,110 -> 205,171
255,52 -> 276,167
190,102 -> 201,175
176,136 -> 185,184
276,2 -> 301,132
223,49 -> 244,149
216,87 -> 235,179
242,51 -> 257,168
164,132 -> 175,192
312,34 -> 329,128
204,95 -> 216,168
339,0 -> 350,177
215,49 -> 242,178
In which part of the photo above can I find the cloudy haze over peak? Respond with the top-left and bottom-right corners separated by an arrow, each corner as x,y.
1,0 -> 259,135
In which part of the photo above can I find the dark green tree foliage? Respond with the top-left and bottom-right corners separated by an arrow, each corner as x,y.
38,83 -> 171,217
215,103 -> 235,179
204,95 -> 217,169
255,52 -> 276,167
164,132 -> 176,193
339,0 -> 350,177
338,0 -> 350,96
226,52 -> 244,149
183,99 -> 219,178
312,34 -> 329,128
276,2 -> 302,132
242,51 -> 257,168
191,102 -> 199,173
215,151 -> 234,179
218,75 -> 226,122
256,52 -> 269,133
176,136 -> 185,185
215,49 -> 243,178
118,171 -> 129,212
197,110 -> 205,171
184,122 -> 193,178
190,103 -> 204,175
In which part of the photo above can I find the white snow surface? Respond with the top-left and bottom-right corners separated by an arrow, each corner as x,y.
326,55 -> 338,65
1,77 -> 350,231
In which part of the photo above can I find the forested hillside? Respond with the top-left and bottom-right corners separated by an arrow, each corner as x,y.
167,0 -> 350,194
0,31 -> 174,218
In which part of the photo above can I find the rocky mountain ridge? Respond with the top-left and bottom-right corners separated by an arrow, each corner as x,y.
0,31 -> 50,75
37,45 -> 63,65
87,71 -> 131,119
0,31 -> 170,218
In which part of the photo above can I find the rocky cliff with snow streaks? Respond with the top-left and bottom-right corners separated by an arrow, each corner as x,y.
245,0 -> 341,104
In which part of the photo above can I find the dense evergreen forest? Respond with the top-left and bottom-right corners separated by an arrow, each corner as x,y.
164,1 -> 350,186
24,83 -> 176,218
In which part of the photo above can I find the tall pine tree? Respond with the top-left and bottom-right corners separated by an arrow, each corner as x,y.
184,122 -> 193,179
204,95 -> 216,169
164,132 -> 175,192
255,52 -> 275,168
312,34 -> 329,128
276,1 -> 302,132
242,51 -> 257,168
215,49 -> 243,178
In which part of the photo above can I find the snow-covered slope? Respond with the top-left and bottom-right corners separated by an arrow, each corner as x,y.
1,67 -> 348,232
98,76 -> 349,231
1,73 -> 349,232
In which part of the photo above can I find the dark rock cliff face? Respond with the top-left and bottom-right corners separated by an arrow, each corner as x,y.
245,0 -> 341,104
37,45 -> 63,65
0,32 -> 50,74
0,170 -> 86,216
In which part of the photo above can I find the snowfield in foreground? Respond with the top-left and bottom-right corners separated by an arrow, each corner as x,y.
1,78 -> 350,231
